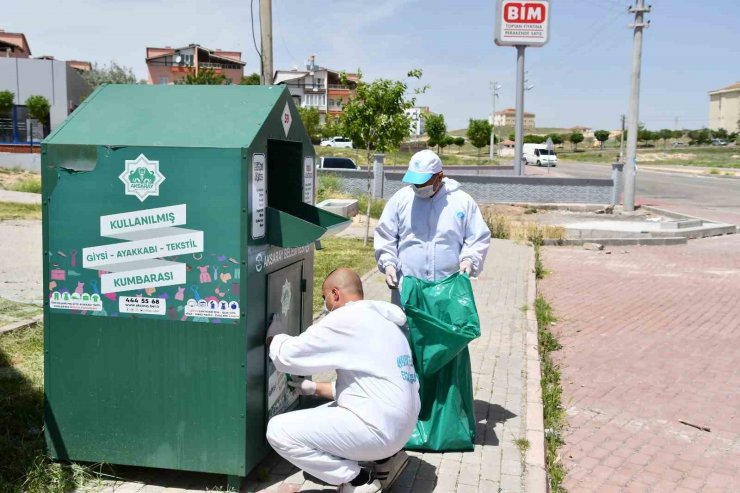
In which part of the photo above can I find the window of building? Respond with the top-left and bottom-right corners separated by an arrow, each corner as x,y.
159,76 -> 169,85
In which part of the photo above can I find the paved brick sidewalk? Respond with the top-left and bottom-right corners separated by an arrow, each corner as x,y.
94,239 -> 544,492
539,235 -> 740,492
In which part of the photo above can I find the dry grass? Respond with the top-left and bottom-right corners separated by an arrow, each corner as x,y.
0,169 -> 41,192
485,213 -> 565,244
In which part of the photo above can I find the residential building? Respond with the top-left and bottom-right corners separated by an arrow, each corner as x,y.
0,29 -> 31,57
708,82 -> 740,133
569,126 -> 594,139
0,29 -> 92,141
492,108 -> 536,130
274,56 -> 357,123
145,44 -> 246,85
405,107 -> 429,138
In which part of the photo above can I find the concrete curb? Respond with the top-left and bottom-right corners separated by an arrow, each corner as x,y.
642,205 -> 740,233
524,246 -> 547,492
0,314 -> 43,335
507,202 -> 609,212
544,237 -> 688,247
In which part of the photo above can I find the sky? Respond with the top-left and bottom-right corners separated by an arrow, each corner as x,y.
5,0 -> 739,131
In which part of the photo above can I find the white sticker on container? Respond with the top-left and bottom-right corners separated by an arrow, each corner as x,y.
303,156 -> 314,204
119,296 -> 166,315
50,291 -> 103,311
252,153 -> 267,239
184,299 -> 240,319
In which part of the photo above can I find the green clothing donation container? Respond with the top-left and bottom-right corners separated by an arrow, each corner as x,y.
41,84 -> 347,488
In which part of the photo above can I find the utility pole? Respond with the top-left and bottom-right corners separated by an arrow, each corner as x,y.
619,114 -> 626,163
489,82 -> 501,161
623,0 -> 651,212
513,46 -> 526,176
259,0 -> 274,85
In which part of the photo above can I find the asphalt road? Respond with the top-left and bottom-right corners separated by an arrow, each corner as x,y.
537,161 -> 740,225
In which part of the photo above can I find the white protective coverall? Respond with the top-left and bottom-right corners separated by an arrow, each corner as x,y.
374,178 -> 491,285
266,300 -> 421,485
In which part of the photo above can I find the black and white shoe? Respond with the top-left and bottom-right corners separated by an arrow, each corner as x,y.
374,451 -> 409,490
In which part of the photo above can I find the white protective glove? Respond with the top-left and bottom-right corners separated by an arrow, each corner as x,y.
385,265 -> 399,289
287,376 -> 317,396
266,313 -> 286,340
459,259 -> 473,276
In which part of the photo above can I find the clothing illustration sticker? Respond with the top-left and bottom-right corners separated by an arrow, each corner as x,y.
252,153 -> 266,239
118,154 -> 165,202
303,156 -> 314,204
119,296 -> 166,315
184,299 -> 240,319
50,291 -> 103,311
82,204 -> 201,294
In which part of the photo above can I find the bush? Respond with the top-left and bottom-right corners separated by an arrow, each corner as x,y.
356,194 -> 386,219
486,214 -> 511,239
317,174 -> 343,202
0,90 -> 14,116
25,95 -> 50,122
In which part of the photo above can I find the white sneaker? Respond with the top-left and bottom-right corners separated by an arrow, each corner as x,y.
337,478 -> 382,493
374,450 -> 409,490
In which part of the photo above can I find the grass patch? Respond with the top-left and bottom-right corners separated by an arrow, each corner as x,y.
0,322 -> 99,492
514,438 -> 530,452
0,297 -> 42,327
534,244 -> 546,280
313,237 -> 377,314
535,294 -> 566,492
8,177 -> 42,194
484,214 -> 565,246
0,202 -> 41,220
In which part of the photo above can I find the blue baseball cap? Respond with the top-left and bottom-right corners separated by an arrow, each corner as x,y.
402,150 -> 443,185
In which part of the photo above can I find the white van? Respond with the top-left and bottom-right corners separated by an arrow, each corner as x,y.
522,144 -> 557,167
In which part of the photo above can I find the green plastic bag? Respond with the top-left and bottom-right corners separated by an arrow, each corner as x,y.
401,272 -> 481,451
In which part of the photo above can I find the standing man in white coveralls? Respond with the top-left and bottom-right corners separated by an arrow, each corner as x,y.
374,149 -> 491,297
265,268 -> 420,493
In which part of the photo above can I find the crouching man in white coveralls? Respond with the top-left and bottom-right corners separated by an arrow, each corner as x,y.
265,268 -> 421,493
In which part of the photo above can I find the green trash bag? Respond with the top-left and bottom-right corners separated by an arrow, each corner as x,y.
401,272 -> 481,452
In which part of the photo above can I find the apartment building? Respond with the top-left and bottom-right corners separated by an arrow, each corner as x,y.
273,56 -> 358,123
146,44 -> 246,85
709,82 -> 740,133
492,108 -> 536,130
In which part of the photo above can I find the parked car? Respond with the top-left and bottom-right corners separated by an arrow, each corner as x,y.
317,157 -> 358,170
522,143 -> 558,167
711,139 -> 728,146
320,136 -> 354,149
672,141 -> 686,147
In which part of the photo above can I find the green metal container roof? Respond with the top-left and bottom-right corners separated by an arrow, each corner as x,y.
45,84 -> 287,148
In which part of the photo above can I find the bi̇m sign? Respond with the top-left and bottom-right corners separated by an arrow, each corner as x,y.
495,0 -> 550,47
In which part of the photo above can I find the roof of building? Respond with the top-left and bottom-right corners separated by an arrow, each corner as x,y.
495,108 -> 535,117
145,44 -> 245,66
708,82 -> 740,95
0,30 -> 31,55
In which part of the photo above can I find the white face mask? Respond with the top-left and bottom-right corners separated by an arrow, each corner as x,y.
414,183 -> 436,199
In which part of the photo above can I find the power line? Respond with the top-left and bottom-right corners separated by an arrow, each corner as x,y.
250,0 -> 262,75
273,0 -> 298,67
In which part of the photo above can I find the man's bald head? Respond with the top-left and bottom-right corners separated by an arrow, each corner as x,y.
322,268 -> 364,311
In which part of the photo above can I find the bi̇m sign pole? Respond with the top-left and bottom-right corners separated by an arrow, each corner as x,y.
495,0 -> 550,176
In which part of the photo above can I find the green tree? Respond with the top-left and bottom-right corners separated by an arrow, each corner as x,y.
658,129 -> 673,148
594,130 -> 610,150
82,61 -> 137,89
25,95 -> 51,137
297,107 -> 321,144
454,136 -> 465,148
546,133 -> 564,146
321,115 -> 340,140
339,69 -> 423,244
523,134 -> 545,144
569,132 -> 584,151
687,128 -> 711,146
0,90 -> 14,116
466,119 -> 492,163
508,131 -> 516,142
672,130 -> 684,141
240,73 -> 261,85
424,113 -> 446,154
177,68 -> 228,85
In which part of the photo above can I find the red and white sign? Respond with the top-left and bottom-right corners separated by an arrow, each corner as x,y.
495,0 -> 550,47
282,101 -> 292,137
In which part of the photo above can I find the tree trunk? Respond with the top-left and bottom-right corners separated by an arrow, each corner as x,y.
363,145 -> 372,247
